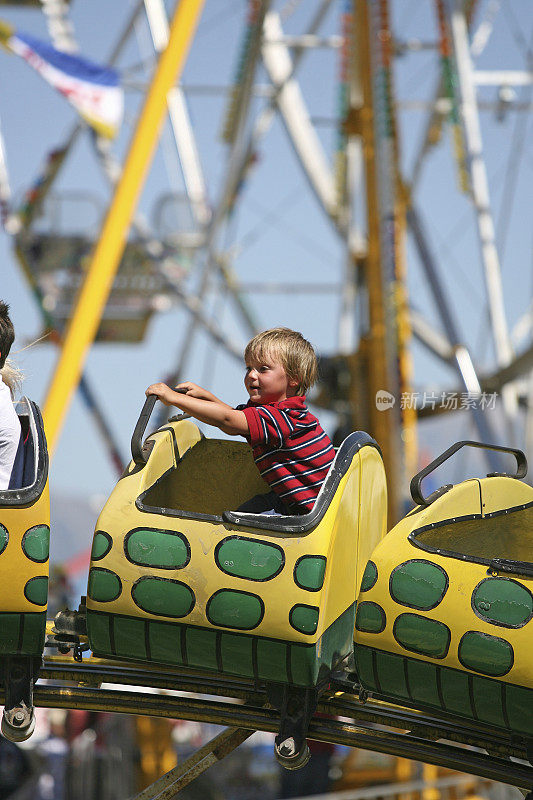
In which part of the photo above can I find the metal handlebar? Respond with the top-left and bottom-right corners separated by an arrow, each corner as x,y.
131,389 -> 189,466
410,440 -> 528,507
131,395 -> 158,466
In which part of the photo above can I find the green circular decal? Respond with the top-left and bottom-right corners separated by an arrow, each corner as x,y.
290,604 -> 319,634
360,561 -> 378,592
132,577 -> 194,618
458,631 -> 513,676
24,576 -> 48,606
216,537 -> 284,581
390,560 -> 448,610
355,601 -> 386,633
88,568 -> 121,603
294,556 -> 326,591
0,524 -> 8,556
473,578 -> 533,628
207,590 -> 264,630
91,531 -> 112,561
393,613 -> 450,658
125,528 -> 189,569
22,525 -> 50,563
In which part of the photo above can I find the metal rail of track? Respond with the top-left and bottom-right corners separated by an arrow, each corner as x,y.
40,656 -> 529,755
21,654 -> 533,791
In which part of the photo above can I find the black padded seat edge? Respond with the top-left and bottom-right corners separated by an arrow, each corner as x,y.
7,427 -> 26,491
0,399 -> 48,507
223,431 -> 381,533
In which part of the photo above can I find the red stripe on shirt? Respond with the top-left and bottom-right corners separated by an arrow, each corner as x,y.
239,396 -> 334,513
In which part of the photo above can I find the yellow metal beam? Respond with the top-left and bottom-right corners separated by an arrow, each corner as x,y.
354,0 -> 398,522
43,0 -> 205,453
349,0 -> 416,523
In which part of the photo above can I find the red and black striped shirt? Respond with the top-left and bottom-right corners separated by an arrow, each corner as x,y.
238,396 -> 335,513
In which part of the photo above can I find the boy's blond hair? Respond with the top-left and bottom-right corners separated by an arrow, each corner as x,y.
244,327 -> 318,395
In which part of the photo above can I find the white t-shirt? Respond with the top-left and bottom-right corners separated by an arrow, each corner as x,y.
0,375 -> 21,490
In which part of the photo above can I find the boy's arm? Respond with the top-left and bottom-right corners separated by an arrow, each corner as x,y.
146,383 -> 249,436
175,382 -> 220,402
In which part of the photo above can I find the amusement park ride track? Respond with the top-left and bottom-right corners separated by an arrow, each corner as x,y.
2,3 -> 533,797
18,649 -> 533,794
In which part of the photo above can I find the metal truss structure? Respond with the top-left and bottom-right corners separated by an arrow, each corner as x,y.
2,0 -> 532,507
2,0 -> 533,793
24,650 -> 533,798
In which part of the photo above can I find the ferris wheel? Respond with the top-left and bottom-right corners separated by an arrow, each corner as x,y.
1,2 -> 533,797
1,0 -> 533,519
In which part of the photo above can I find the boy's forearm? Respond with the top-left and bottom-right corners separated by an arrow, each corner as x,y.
176,382 -> 221,403
163,389 -> 247,434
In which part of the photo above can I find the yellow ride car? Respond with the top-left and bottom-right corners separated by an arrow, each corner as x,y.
86,395 -> 387,764
355,441 -> 533,741
0,397 -> 49,740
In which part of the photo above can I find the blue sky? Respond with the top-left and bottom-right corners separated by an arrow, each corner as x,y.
2,0 -> 532,507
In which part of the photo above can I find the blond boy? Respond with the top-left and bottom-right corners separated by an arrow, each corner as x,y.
146,327 -> 334,514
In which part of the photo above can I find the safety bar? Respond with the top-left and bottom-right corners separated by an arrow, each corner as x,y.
410,440 -> 527,507
131,389 -> 189,466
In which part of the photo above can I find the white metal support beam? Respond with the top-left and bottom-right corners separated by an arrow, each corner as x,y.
144,0 -> 211,227
448,2 -> 512,370
260,7 -> 360,352
474,70 -> 533,86
261,11 -> 337,221
410,310 -> 454,364
407,204 -> 501,457
448,0 -> 518,435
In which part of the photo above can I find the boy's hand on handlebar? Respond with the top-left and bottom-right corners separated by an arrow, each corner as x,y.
146,381 -> 247,436
175,382 -> 215,401
146,383 -> 174,406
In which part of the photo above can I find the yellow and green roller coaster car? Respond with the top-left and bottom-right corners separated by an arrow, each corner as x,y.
355,441 -> 533,741
0,397 -> 49,740
0,398 -> 50,657
86,397 -> 387,688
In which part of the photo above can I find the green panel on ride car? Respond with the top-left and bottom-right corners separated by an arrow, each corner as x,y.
360,560 -> 378,592
472,675 -> 505,727
207,590 -> 263,630
221,632 -> 254,677
294,556 -> 326,591
216,537 -> 283,581
355,601 -> 386,633
91,531 -> 112,560
459,631 -> 513,676
290,605 -> 319,635
472,578 -> 533,628
22,524 -> 50,563
88,568 -> 121,603
406,658 -> 440,707
126,529 -> 189,569
132,576 -> 194,618
24,575 -> 48,606
390,560 -> 448,610
114,616 -> 147,660
186,627 -> 218,671
148,620 -> 182,665
394,613 -> 450,659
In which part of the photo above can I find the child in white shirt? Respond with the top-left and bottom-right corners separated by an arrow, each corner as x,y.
0,302 -> 21,490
